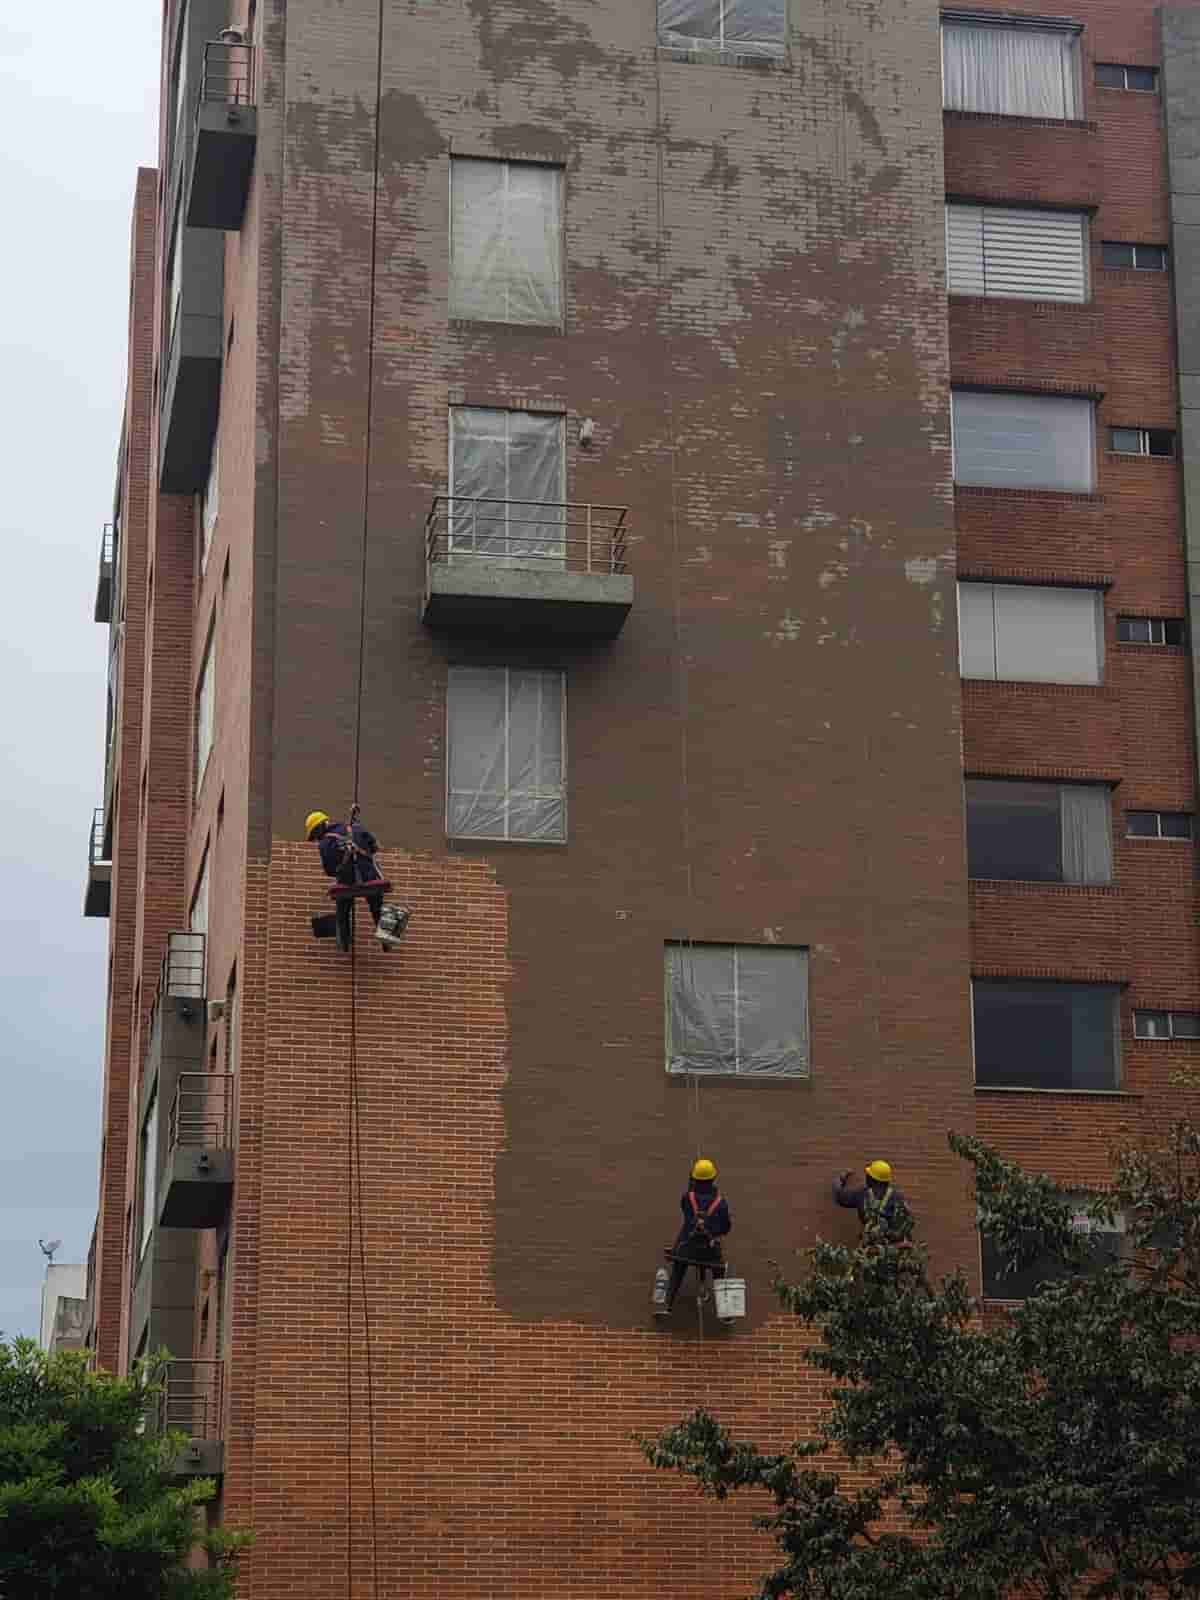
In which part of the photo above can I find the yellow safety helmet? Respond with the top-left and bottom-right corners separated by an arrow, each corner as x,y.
304,810 -> 331,840
691,1158 -> 717,1181
865,1159 -> 893,1184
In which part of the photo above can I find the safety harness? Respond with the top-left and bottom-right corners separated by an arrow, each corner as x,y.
687,1188 -> 723,1243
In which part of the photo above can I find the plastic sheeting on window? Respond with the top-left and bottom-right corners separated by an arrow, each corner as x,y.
447,667 -> 565,843
666,945 -> 809,1077
449,407 -> 565,568
942,23 -> 1080,119
951,390 -> 1094,492
449,159 -> 562,327
1060,785 -> 1112,885
658,0 -> 785,54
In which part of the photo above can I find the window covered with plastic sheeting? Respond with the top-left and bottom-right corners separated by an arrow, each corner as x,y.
449,158 -> 563,327
942,21 -> 1081,119
658,0 -> 786,54
447,667 -> 566,843
449,407 -> 565,569
665,944 -> 809,1077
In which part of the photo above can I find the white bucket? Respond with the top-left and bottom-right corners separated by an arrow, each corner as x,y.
714,1276 -> 746,1322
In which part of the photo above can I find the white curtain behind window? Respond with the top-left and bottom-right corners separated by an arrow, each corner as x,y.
1061,786 -> 1113,884
943,24 -> 1080,119
449,159 -> 562,326
958,583 -> 1103,685
449,407 -> 565,568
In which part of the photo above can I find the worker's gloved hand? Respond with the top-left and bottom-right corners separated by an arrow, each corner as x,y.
839,1170 -> 851,1186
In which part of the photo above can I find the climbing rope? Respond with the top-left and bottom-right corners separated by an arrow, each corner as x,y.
343,0 -> 385,1594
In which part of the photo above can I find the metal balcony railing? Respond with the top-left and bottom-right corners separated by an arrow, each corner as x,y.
149,932 -> 206,1038
200,39 -> 254,107
424,496 -> 629,577
89,808 -> 110,869
156,1358 -> 224,1441
168,1073 -> 234,1154
100,522 -> 114,569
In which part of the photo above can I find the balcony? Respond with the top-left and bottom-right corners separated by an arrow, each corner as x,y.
158,227 -> 223,493
423,497 -> 633,640
186,38 -> 257,231
159,1073 -> 234,1228
156,1359 -> 224,1478
94,524 -> 114,623
84,808 -> 111,919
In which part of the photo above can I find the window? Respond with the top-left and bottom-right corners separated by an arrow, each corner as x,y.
201,437 -> 219,568
966,779 -> 1112,884
449,407 -> 565,568
449,158 -> 562,327
665,943 -> 809,1078
1134,1009 -> 1200,1039
657,0 -> 786,57
195,613 -> 215,795
942,19 -> 1081,120
1095,63 -> 1158,92
168,207 -> 184,347
958,582 -> 1104,685
1101,241 -> 1168,271
190,845 -> 209,935
982,1194 -> 1125,1299
946,205 -> 1087,302
446,667 -> 565,842
139,1090 -> 159,1258
973,979 -> 1121,1090
1117,616 -> 1186,646
1126,810 -> 1193,840
1108,427 -> 1176,458
951,390 -> 1094,491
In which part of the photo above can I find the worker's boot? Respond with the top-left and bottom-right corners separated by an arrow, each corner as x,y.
375,904 -> 410,951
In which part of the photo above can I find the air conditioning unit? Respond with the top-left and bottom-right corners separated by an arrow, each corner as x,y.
218,27 -> 245,43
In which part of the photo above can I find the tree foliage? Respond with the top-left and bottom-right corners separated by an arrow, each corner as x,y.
0,1339 -> 247,1599
644,1116 -> 1200,1600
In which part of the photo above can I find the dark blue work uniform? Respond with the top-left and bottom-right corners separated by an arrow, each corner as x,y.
833,1175 -> 911,1240
317,819 -> 384,949
666,1179 -> 732,1308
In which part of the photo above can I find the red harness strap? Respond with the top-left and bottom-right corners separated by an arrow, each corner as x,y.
688,1189 -> 722,1226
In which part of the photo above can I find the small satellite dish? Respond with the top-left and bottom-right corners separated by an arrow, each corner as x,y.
38,1238 -> 62,1263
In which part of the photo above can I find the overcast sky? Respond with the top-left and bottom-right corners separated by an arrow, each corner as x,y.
0,5 -> 159,1339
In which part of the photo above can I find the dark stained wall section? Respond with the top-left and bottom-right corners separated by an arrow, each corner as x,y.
261,0 -> 975,1326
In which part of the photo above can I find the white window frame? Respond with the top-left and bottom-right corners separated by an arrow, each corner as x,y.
139,1090 -> 159,1259
951,389 -> 1095,492
1116,616 -> 1184,646
195,612 -> 215,795
1134,1009 -> 1200,1040
941,16 -> 1082,120
1125,810 -> 1193,840
445,667 -> 567,844
946,204 -> 1089,303
665,942 -> 811,1079
1096,63 -> 1158,92
657,0 -> 787,56
448,157 -> 564,328
1101,242 -> 1168,271
448,407 -> 566,568
957,581 -> 1105,685
201,435 -> 220,569
1108,427 -> 1175,458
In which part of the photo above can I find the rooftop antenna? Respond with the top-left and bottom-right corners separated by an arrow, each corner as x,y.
38,1238 -> 62,1264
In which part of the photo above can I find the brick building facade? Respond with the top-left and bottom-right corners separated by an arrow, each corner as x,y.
81,0 -> 1200,1594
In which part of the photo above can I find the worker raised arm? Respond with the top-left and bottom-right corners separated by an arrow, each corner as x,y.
833,1158 -> 912,1242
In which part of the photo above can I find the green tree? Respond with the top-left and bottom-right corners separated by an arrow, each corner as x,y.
645,1118 -> 1200,1600
0,1339 -> 247,1598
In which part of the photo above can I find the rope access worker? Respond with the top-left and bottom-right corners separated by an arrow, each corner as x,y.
656,1158 -> 731,1316
305,809 -> 404,953
832,1159 -> 913,1243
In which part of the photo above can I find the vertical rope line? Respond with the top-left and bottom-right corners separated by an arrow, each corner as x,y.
346,935 -> 354,1600
352,0 -> 387,804
654,28 -> 704,1164
351,958 -> 381,1597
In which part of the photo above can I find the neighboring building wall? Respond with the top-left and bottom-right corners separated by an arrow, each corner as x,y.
40,1264 -> 85,1352
92,169 -> 158,1372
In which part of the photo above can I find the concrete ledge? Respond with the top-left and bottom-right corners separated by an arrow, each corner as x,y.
424,564 -> 633,640
158,1147 -> 234,1229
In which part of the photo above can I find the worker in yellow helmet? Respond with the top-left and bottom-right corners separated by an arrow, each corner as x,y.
655,1157 -> 732,1317
305,807 -> 406,952
833,1158 -> 912,1241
